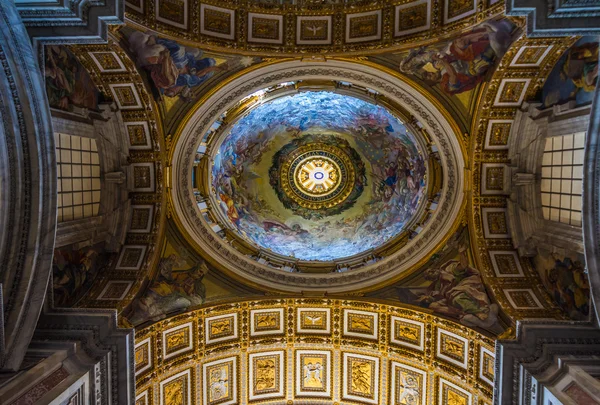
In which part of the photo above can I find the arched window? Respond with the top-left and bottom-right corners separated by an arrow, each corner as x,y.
55,133 -> 101,222
507,101 -> 588,256
540,132 -> 585,226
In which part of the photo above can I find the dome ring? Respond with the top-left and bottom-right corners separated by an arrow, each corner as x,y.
171,59 -> 465,293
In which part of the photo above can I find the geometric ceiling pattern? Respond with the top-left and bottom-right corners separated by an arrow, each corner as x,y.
64,39 -> 167,311
470,34 -> 578,320
125,0 -> 505,56
135,298 -> 496,405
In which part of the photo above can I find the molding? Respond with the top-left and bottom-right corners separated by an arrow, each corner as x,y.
495,320 -> 600,404
506,0 -> 600,36
15,0 -> 124,51
0,0 -> 57,371
583,81 -> 600,325
170,60 -> 465,293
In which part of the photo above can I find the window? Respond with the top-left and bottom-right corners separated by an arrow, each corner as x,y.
55,133 -> 101,223
541,132 -> 585,226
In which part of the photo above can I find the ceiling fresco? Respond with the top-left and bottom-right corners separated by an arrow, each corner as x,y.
541,36 -> 598,108
43,19 -> 594,340
367,224 -> 508,335
211,91 -> 428,261
118,26 -> 262,131
368,17 -> 521,132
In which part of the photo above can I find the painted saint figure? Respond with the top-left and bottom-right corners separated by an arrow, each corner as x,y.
126,31 -> 227,99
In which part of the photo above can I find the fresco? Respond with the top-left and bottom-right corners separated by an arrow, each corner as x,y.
53,242 -> 112,307
211,91 -> 427,261
44,45 -> 100,111
397,18 -> 516,96
121,29 -> 257,102
534,253 -> 590,320
367,227 -> 504,334
127,253 -> 208,325
541,36 -> 599,108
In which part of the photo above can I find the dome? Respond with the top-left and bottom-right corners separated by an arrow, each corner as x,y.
211,91 -> 428,261
172,60 -> 465,292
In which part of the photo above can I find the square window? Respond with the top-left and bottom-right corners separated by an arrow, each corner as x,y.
541,179 -> 551,192
541,192 -> 550,206
92,191 -> 101,203
61,164 -> 71,178
551,179 -> 561,193
83,192 -> 92,204
62,193 -> 73,206
81,137 -> 90,151
82,179 -> 91,190
542,206 -> 550,219
84,204 -> 93,217
73,192 -> 82,205
573,166 -> 583,179
560,194 -> 571,209
571,211 -> 582,226
544,138 -> 553,151
574,132 -> 586,148
82,152 -> 91,164
91,153 -> 99,165
72,165 -> 81,178
71,151 -> 81,163
92,178 -> 101,190
551,193 -> 560,208
60,133 -> 71,148
553,136 -> 563,150
562,150 -> 573,165
552,166 -> 561,178
573,149 -> 585,164
73,205 -> 83,219
71,135 -> 81,149
82,165 -> 91,177
561,166 -> 572,179
542,153 -> 552,166
559,210 -> 571,224
552,151 -> 562,165
542,167 -> 552,178
61,149 -> 71,163
91,166 -> 100,177
571,195 -> 582,210
550,208 -> 560,221
90,140 -> 98,152
572,180 -> 583,195
63,207 -> 73,221
62,179 -> 72,192
561,179 -> 572,193
73,179 -> 81,191
563,134 -> 574,149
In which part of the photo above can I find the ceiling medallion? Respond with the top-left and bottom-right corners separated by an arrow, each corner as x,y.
270,135 -> 365,219
295,155 -> 340,197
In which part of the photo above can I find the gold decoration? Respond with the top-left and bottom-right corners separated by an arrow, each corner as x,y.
295,157 -> 341,196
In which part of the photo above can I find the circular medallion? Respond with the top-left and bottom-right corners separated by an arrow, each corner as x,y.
295,156 -> 340,197
270,136 -> 364,218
